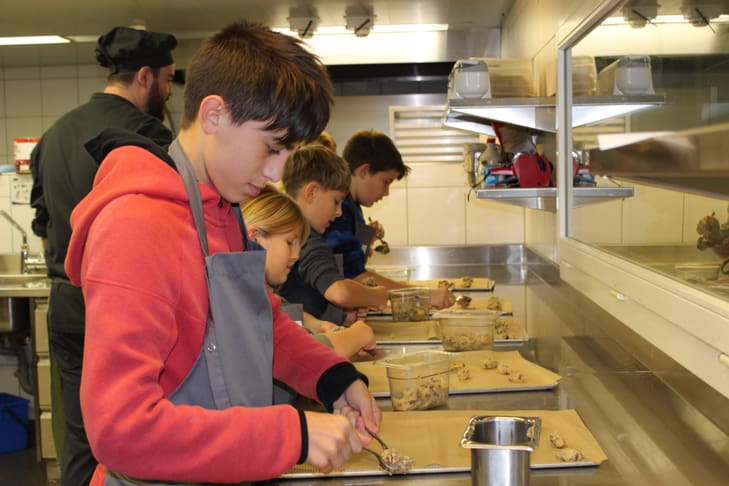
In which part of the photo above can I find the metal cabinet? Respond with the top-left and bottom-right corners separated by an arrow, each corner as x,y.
31,297 -> 60,482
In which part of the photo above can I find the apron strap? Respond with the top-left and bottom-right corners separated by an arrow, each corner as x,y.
168,138 -> 209,257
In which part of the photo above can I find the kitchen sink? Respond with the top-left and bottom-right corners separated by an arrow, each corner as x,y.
0,255 -> 51,332
0,274 -> 49,286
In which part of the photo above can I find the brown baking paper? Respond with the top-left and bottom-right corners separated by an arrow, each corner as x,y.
283,409 -> 607,477
355,350 -> 560,396
463,296 -> 514,313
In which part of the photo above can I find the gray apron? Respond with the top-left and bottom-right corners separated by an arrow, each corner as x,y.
104,139 -> 273,485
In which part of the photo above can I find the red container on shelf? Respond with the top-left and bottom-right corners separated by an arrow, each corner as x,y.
13,137 -> 40,173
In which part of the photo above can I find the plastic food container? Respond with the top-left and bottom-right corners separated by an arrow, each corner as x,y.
450,58 -> 491,99
378,351 -> 452,411
598,55 -> 654,96
460,415 -> 541,486
434,309 -> 498,351
389,287 -> 432,321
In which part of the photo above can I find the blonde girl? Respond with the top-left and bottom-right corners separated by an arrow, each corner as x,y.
241,184 -> 376,358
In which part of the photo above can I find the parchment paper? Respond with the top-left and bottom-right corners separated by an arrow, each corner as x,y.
356,350 -> 560,396
283,409 -> 607,478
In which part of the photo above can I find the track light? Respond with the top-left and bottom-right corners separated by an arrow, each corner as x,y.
621,0 -> 659,28
344,5 -> 376,37
680,0 -> 725,28
288,6 -> 320,39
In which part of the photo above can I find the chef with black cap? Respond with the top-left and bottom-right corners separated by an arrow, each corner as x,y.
29,26 -> 177,486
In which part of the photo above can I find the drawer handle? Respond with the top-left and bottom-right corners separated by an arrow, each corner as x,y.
720,354 -> 729,369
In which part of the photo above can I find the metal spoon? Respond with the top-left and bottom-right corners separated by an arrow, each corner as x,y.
368,217 -> 391,254
374,239 -> 391,254
366,426 -> 390,450
362,447 -> 398,474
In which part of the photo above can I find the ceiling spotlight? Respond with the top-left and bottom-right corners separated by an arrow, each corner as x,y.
680,0 -> 725,28
621,0 -> 659,28
288,6 -> 320,38
344,5 -> 376,37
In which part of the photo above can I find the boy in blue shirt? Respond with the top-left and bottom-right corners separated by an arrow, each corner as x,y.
279,144 -> 390,324
324,129 -> 455,309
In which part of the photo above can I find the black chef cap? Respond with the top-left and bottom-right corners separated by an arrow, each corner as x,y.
96,26 -> 177,74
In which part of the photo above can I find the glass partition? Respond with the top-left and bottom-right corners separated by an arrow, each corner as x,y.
568,1 -> 729,300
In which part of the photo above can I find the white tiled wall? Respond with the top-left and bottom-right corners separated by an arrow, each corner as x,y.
0,62 -> 188,257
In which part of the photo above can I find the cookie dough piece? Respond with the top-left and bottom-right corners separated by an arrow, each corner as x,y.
507,371 -> 524,383
456,367 -> 471,381
450,360 -> 467,372
381,448 -> 415,475
497,363 -> 512,375
549,431 -> 566,448
556,448 -> 583,462
459,276 -> 474,288
486,296 -> 502,311
481,356 -> 498,369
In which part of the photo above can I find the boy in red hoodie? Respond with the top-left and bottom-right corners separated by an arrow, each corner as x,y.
64,20 -> 380,486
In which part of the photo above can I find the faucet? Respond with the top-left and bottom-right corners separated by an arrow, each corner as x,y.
0,209 -> 38,274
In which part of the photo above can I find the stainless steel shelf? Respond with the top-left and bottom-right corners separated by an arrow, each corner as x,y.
474,187 -> 635,212
444,94 -> 665,134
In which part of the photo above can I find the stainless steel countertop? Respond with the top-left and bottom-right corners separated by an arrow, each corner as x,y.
257,245 -> 729,486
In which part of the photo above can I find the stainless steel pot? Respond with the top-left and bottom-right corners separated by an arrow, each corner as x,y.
460,415 -> 541,486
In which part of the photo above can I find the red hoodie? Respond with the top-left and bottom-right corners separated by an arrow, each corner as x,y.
65,144 -> 349,484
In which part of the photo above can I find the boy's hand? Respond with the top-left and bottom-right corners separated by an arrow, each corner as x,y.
306,380 -> 381,473
348,321 -> 376,356
332,380 -> 382,435
372,285 -> 389,309
343,307 -> 368,324
367,219 -> 385,240
430,287 -> 456,308
304,411 -> 365,473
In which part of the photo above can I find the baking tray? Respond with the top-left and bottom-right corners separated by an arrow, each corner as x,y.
283,409 -> 607,478
366,315 -> 528,345
368,296 -> 512,318
355,350 -> 560,396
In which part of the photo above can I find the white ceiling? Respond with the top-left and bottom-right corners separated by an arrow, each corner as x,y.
0,0 -> 515,38
0,1 -> 721,67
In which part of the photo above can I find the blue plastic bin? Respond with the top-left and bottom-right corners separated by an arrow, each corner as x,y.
0,392 -> 30,455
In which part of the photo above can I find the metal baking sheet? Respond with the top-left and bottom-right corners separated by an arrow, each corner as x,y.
282,409 -> 607,478
409,277 -> 496,292
368,296 -> 513,318
366,315 -> 528,345
355,350 -> 560,397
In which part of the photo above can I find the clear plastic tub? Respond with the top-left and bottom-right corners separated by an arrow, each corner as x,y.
389,287 -> 432,321
378,351 -> 452,411
434,309 -> 499,351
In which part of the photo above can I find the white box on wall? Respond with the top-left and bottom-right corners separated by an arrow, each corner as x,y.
10,174 -> 32,204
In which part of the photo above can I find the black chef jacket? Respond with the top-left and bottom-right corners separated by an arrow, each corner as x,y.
30,92 -> 172,332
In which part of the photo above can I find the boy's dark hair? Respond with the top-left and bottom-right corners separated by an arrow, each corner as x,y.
342,129 -> 410,179
282,144 -> 351,198
182,20 -> 333,147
